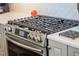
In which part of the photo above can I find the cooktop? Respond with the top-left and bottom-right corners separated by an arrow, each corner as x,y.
59,30 -> 79,40
7,15 -> 79,34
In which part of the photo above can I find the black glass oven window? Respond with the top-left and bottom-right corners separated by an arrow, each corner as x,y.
15,28 -> 29,38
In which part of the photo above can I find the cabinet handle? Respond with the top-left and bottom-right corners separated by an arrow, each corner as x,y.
48,46 -> 51,49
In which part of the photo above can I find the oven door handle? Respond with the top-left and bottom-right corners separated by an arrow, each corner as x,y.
6,37 -> 42,53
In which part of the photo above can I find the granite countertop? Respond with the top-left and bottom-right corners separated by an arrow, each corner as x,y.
47,26 -> 79,49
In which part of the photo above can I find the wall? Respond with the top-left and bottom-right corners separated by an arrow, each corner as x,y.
10,3 -> 79,20
0,3 -> 79,24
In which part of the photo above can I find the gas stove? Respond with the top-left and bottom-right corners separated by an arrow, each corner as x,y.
8,15 -> 79,34
6,15 -> 79,56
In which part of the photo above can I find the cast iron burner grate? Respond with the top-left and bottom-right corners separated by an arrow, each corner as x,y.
8,15 -> 79,34
59,30 -> 79,40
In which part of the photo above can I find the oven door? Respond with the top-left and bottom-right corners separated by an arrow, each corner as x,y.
6,34 -> 44,56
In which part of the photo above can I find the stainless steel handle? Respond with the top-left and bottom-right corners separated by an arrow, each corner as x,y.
48,46 -> 51,49
6,37 -> 42,53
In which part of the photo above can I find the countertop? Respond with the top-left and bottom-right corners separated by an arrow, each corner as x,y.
47,26 -> 79,49
0,12 -> 29,24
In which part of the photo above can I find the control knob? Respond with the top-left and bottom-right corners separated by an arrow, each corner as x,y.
5,26 -> 12,32
36,31 -> 42,42
37,35 -> 42,42
28,31 -> 33,40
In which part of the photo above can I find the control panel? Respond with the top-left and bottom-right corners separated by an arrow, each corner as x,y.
27,28 -> 44,42
5,24 -> 46,45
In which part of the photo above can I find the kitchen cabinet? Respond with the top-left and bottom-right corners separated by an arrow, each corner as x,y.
49,39 -> 79,56
68,46 -> 79,56
0,24 -> 8,56
49,40 -> 67,56
0,3 -> 9,14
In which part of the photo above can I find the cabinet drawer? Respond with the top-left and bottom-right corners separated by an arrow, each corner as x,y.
68,46 -> 79,56
49,40 -> 67,56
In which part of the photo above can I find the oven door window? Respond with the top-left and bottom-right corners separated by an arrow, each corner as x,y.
7,40 -> 41,56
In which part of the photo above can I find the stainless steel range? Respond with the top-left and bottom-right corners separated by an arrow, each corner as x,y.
5,24 -> 47,56
5,15 -> 79,56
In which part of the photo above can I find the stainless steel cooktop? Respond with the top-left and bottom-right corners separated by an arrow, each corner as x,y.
7,15 -> 79,34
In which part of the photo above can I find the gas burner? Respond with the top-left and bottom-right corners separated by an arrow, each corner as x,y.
8,15 -> 79,34
59,30 -> 79,40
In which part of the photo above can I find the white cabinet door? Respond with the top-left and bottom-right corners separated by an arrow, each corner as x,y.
0,24 -> 8,56
68,46 -> 79,56
49,40 -> 67,56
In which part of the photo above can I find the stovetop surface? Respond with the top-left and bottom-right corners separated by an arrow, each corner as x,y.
8,15 -> 79,34
59,30 -> 79,39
